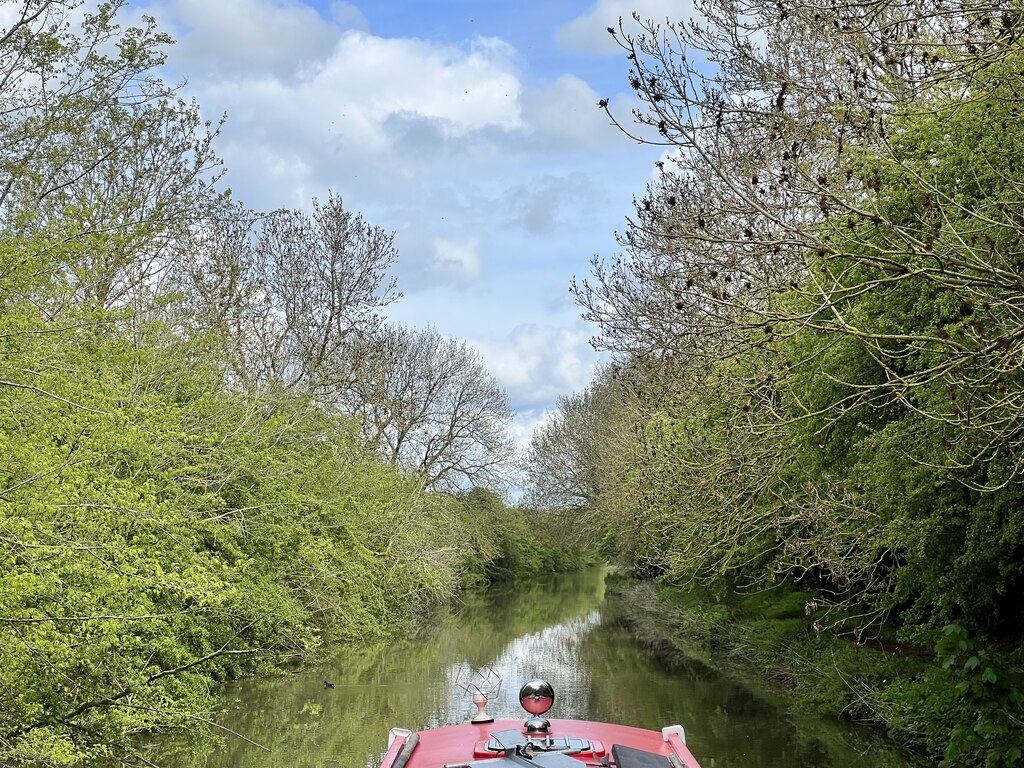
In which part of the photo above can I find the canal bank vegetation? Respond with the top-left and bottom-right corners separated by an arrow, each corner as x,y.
0,3 -> 583,765
525,2 -> 1024,765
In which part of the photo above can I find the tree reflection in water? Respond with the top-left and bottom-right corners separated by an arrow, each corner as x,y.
147,568 -> 919,768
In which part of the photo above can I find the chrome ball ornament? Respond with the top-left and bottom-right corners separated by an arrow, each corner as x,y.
518,679 -> 554,716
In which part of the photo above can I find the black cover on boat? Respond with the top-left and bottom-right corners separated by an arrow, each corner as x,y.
611,744 -> 672,768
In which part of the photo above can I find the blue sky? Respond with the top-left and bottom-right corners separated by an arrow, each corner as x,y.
126,0 -> 695,446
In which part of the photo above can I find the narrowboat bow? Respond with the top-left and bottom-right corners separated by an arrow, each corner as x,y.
381,678 -> 702,768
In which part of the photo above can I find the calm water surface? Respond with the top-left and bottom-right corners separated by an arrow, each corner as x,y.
148,568 -> 919,768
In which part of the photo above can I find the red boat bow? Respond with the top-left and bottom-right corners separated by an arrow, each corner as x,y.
380,679 -> 703,768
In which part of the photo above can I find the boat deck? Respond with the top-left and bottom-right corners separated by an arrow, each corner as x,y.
381,718 -> 702,768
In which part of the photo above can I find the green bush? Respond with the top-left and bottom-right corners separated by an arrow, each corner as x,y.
881,625 -> 1024,767
455,488 -> 592,583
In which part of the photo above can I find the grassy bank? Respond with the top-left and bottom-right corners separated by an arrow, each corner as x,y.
606,577 -> 1024,767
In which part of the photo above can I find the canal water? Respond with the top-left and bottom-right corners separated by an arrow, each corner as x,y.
147,568 -> 919,768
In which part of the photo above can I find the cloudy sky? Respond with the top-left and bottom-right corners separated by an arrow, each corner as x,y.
127,0 -> 694,446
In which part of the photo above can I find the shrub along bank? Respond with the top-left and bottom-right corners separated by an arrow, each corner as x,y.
0,320 -> 579,766
0,5 -> 587,763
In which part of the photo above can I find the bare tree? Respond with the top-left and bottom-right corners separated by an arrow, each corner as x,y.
523,375 -> 613,513
342,324 -> 514,493
172,194 -> 400,393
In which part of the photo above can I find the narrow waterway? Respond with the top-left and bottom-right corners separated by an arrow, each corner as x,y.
147,568 -> 917,768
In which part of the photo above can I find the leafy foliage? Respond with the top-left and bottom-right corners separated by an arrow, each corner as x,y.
525,1 -> 1024,764
0,4 -> 563,765
455,488 -> 590,585
881,625 -> 1024,767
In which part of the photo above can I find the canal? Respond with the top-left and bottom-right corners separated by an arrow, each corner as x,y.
147,567 -> 918,768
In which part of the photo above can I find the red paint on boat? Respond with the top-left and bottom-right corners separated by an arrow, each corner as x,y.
382,718 -> 702,768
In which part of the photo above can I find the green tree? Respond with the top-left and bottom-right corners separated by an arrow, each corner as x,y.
0,4 -> 524,765
574,0 -> 1024,628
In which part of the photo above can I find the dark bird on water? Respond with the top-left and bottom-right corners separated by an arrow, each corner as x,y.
324,680 -> 335,688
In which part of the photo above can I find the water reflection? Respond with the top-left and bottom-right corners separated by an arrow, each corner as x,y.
147,568 -> 919,768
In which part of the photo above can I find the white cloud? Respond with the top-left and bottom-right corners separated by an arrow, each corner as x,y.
502,172 -> 602,235
200,29 -> 523,144
473,324 -> 601,411
468,324 -> 603,468
555,0 -> 698,56
328,1 -> 370,30
0,6 -> 22,26
159,20 -> 528,212
150,0 -> 341,79
431,238 -> 481,283
508,406 -> 556,453
650,146 -> 691,182
311,32 -> 523,137
521,75 -> 612,150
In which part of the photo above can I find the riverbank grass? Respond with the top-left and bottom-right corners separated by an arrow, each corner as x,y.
609,579 -> 929,746
612,576 -> 1024,766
